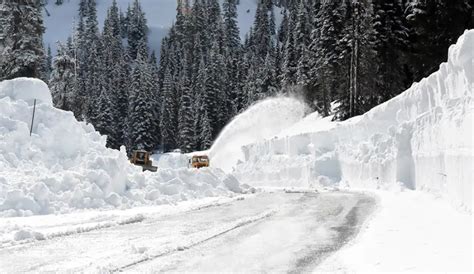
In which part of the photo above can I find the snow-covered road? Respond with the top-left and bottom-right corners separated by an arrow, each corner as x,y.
0,191 -> 375,272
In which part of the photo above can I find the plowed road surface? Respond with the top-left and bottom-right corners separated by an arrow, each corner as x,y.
0,191 -> 376,272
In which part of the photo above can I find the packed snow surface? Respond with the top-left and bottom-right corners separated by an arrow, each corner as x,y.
234,29 -> 473,211
316,190 -> 472,272
209,97 -> 306,172
0,78 -> 243,217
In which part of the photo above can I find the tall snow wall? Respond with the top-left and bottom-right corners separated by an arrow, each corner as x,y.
234,30 -> 473,211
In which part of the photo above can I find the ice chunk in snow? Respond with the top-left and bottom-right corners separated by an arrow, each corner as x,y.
0,78 -> 52,106
222,174 -> 242,193
13,229 -> 45,241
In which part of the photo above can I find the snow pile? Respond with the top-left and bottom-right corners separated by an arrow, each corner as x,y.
151,152 -> 189,169
0,77 -> 52,105
209,97 -> 306,172
234,30 -> 474,211
0,78 -> 243,217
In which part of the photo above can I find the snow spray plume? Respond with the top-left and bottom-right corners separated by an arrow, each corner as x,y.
209,96 -> 307,172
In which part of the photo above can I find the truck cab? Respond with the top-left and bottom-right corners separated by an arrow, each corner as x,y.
190,155 -> 210,169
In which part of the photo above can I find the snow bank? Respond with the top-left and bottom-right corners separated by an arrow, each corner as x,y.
234,30 -> 474,211
209,97 -> 306,172
0,78 -> 52,105
316,190 -> 472,272
150,152 -> 189,169
0,78 -> 243,217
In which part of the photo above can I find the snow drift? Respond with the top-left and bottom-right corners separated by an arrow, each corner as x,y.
0,78 -> 243,217
234,30 -> 474,211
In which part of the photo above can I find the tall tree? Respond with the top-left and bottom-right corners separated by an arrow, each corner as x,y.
127,0 -> 148,60
126,42 -> 155,152
405,0 -> 473,81
373,0 -> 409,102
0,0 -> 45,80
160,68 -> 178,152
49,43 -> 76,111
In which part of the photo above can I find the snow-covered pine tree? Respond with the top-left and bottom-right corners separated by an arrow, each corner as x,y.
294,0 -> 311,89
127,0 -> 148,60
160,67 -> 178,152
200,110 -> 213,150
95,86 -> 118,148
49,43 -> 76,111
373,0 -> 409,103
192,56 -> 207,150
0,0 -> 45,80
336,0 -> 378,119
207,0 -> 223,40
405,0 -> 473,82
126,41 -> 156,152
70,3 -> 88,120
223,0 -> 243,115
257,52 -> 278,99
204,40 -> 226,137
149,51 -> 161,148
41,45 -> 53,82
282,29 -> 297,88
101,0 -> 127,149
242,51 -> 260,107
177,54 -> 194,153
82,0 -> 103,124
308,0 -> 346,117
250,0 -> 275,58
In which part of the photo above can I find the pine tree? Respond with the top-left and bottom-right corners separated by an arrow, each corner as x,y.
223,0 -> 243,116
127,0 -> 148,60
149,51 -> 161,147
336,0 -> 378,119
0,0 -> 45,80
204,40 -> 226,137
160,68 -> 177,152
282,30 -> 297,88
82,0 -> 103,124
373,0 -> 409,102
41,45 -> 53,82
308,0 -> 346,116
250,0 -> 275,58
49,43 -> 76,111
177,61 -> 194,153
71,15 -> 87,120
95,87 -> 118,148
259,52 -> 278,98
126,42 -> 155,152
405,0 -> 473,81
101,0 -> 127,148
200,110 -> 213,150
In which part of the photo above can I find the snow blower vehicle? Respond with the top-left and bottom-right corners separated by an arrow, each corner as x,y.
130,150 -> 158,172
190,155 -> 210,169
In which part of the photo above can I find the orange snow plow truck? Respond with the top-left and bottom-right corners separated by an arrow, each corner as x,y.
130,150 -> 158,172
190,155 -> 210,169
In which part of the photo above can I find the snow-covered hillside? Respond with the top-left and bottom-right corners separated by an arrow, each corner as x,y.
233,29 -> 473,211
43,0 -> 268,54
0,78 -> 245,217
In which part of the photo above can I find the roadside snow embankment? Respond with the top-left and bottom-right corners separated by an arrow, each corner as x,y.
0,78 -> 243,217
235,30 -> 473,211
